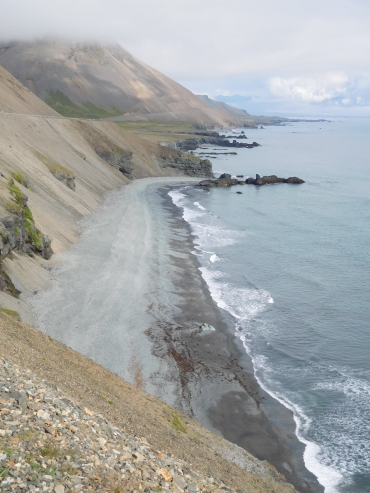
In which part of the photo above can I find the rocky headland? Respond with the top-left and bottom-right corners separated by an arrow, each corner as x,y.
175,137 -> 261,151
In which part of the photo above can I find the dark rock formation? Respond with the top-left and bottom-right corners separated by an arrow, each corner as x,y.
97,149 -> 134,179
0,181 -> 53,277
174,136 -> 261,151
199,173 -> 238,187
48,168 -> 76,191
246,174 -> 305,186
0,214 -> 52,261
286,176 -> 305,184
30,149 -> 76,191
199,173 -> 305,188
0,263 -> 20,298
156,153 -> 213,177
197,152 -> 237,156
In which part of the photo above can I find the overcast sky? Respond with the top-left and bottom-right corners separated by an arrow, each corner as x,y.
2,0 -> 370,116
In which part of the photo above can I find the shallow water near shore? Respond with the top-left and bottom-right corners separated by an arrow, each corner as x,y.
171,119 -> 370,493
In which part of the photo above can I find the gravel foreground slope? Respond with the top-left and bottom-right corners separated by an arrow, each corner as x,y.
0,314 -> 297,493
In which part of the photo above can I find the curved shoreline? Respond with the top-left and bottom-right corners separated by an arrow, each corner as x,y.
30,177 -> 321,493
159,184 -> 322,493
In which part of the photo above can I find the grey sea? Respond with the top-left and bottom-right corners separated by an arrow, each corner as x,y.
169,119 -> 370,493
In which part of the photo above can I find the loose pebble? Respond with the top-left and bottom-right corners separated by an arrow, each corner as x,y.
0,357 -> 235,493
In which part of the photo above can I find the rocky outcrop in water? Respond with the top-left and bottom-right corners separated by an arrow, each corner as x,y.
220,134 -> 248,139
173,137 -> 261,151
200,173 -> 305,188
199,173 -> 238,187
248,174 -> 305,186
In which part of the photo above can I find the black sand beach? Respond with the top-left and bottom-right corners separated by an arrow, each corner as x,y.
153,184 -> 322,493
31,178 -> 322,493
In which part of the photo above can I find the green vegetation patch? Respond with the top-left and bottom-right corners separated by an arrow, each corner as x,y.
0,464 -> 10,481
81,101 -> 123,119
25,219 -> 41,250
40,445 -> 62,459
24,207 -> 33,221
172,412 -> 187,433
0,308 -> 20,317
8,180 -> 25,206
46,90 -> 124,119
45,90 -> 91,118
6,177 -> 46,256
31,149 -> 74,177
5,200 -> 22,214
11,171 -> 28,188
114,120 -> 213,143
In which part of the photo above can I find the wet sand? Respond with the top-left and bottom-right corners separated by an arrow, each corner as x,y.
30,178 -> 322,493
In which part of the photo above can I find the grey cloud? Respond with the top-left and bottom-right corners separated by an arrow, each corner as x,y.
1,0 -> 370,115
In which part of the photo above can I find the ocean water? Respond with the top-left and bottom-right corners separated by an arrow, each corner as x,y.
169,119 -> 370,493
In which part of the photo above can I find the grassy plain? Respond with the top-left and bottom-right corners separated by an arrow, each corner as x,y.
114,120 -> 214,143
46,90 -> 124,119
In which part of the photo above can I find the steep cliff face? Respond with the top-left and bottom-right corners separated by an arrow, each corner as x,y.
96,150 -> 134,179
0,64 -> 215,313
154,152 -> 213,177
0,180 -> 52,261
0,213 -> 52,261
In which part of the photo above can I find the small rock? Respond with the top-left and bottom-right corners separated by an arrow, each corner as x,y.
97,437 -> 107,447
140,437 -> 150,446
101,423 -> 113,437
158,468 -> 173,482
199,323 -> 215,332
54,485 -> 65,493
132,452 -> 145,462
119,451 -> 132,461
36,409 -> 50,421
173,475 -> 187,489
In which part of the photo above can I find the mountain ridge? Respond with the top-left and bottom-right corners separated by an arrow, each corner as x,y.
0,40 -> 246,125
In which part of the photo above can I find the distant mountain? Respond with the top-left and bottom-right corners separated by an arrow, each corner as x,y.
196,95 -> 250,119
0,64 -> 57,116
0,40 -> 244,125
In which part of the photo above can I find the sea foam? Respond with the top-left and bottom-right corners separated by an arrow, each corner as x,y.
168,185 -> 344,493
